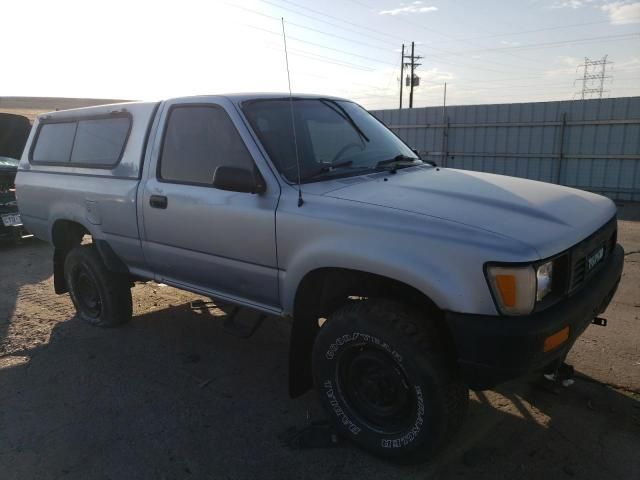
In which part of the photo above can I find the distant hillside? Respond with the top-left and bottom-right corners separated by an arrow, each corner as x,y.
0,96 -> 132,122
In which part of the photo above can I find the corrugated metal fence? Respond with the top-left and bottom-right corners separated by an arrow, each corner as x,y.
370,96 -> 640,202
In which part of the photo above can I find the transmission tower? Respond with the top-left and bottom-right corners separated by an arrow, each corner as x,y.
399,42 -> 423,109
575,55 -> 612,100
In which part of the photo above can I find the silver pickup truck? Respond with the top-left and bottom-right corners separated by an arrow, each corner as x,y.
15,94 -> 624,461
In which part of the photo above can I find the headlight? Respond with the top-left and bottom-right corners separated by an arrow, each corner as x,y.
486,260 -> 555,315
536,261 -> 553,301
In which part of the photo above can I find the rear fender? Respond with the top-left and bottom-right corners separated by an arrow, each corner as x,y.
51,218 -> 127,293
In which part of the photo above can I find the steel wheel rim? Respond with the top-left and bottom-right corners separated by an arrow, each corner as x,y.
74,268 -> 102,318
336,344 -> 416,434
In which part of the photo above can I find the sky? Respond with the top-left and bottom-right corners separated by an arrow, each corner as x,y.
2,0 -> 639,109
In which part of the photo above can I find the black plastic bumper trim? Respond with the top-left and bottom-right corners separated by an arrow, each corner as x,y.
445,244 -> 624,390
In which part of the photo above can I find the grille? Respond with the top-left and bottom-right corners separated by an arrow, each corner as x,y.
567,217 -> 617,294
571,260 -> 587,290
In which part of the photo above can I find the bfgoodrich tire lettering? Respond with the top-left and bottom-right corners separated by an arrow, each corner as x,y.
64,244 -> 132,327
312,299 -> 468,462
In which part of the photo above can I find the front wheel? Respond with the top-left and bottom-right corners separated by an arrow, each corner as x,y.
64,245 -> 132,327
312,299 -> 467,463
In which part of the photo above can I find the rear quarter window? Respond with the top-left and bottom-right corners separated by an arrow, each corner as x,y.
30,115 -> 131,167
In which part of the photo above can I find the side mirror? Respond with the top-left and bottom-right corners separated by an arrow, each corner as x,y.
213,166 -> 266,194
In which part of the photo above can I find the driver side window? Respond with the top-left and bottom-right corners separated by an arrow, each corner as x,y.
159,105 -> 254,186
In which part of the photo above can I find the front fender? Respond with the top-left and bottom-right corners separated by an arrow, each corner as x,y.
281,238 -> 456,314
277,194 -> 538,317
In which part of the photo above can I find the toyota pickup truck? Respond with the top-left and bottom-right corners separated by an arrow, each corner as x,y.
15,94 -> 624,462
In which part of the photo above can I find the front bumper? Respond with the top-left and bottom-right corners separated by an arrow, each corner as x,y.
445,244 -> 624,390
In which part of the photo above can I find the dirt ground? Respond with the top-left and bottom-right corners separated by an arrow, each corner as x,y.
1,205 -> 638,480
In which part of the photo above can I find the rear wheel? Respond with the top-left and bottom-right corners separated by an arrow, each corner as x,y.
312,299 -> 467,463
64,245 -> 132,327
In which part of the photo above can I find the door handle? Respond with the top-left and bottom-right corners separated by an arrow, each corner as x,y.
149,195 -> 168,209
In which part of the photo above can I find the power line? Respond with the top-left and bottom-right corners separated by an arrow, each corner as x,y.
231,1 -> 525,79
237,12 -> 523,75
244,22 -> 397,68
230,0 -> 574,76
257,0 -> 403,43
344,0 -> 548,69
451,33 -> 640,54
254,0 -> 546,73
223,1 -> 398,53
345,0 -> 638,72
243,21 -> 518,77
439,18 -> 640,44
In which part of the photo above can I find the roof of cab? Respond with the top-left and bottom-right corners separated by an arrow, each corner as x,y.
213,92 -> 349,103
36,93 -> 352,120
36,101 -> 156,121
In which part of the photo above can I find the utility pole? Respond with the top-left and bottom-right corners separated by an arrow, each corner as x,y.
399,44 -> 404,109
441,82 -> 448,166
442,82 -> 447,120
575,55 -> 612,99
409,41 -> 422,108
399,41 -> 422,109
409,42 -> 416,108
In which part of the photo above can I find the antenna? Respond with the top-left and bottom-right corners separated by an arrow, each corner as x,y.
281,17 -> 304,207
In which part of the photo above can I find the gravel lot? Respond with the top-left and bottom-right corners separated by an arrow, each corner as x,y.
1,204 -> 638,480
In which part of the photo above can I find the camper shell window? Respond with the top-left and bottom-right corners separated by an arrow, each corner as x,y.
30,113 -> 131,168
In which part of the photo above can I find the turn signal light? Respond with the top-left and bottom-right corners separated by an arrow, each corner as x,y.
486,265 -> 536,315
543,326 -> 570,352
495,275 -> 516,307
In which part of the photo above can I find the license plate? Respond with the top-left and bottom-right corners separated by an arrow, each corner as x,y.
1,213 -> 22,227
586,245 -> 605,272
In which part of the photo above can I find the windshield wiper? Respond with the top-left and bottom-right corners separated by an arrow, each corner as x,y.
319,159 -> 353,172
375,155 -> 422,172
320,99 -> 370,143
301,160 -> 357,182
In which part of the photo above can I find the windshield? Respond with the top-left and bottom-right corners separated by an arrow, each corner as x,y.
242,99 -> 421,183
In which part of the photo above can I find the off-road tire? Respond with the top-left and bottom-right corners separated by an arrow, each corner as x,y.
312,299 -> 468,463
64,244 -> 132,327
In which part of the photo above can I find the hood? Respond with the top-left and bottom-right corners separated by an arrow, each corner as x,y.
0,113 -> 31,160
323,166 -> 616,259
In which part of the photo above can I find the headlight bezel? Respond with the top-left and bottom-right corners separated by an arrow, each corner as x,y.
484,253 -> 568,316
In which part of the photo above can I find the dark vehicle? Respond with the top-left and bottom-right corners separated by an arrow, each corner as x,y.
0,113 -> 32,243
0,157 -> 30,243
